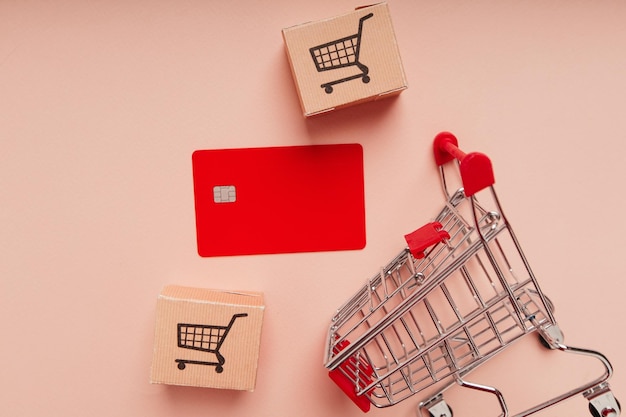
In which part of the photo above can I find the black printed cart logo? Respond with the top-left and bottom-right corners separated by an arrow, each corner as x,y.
175,313 -> 248,373
309,13 -> 373,94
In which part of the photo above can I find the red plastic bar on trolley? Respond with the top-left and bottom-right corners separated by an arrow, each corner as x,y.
328,339 -> 374,412
404,222 -> 450,259
433,131 -> 495,197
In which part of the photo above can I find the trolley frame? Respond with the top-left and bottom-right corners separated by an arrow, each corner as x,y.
324,132 -> 618,417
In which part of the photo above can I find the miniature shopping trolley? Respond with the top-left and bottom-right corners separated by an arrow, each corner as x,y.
309,12 -> 373,94
176,313 -> 247,373
324,132 -> 619,416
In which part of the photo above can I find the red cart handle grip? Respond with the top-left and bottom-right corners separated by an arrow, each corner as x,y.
433,132 -> 495,197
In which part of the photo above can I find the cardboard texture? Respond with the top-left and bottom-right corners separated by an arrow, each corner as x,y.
150,285 -> 265,391
192,144 -> 366,257
282,2 -> 407,116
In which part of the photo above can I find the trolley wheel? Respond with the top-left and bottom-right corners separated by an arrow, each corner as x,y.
538,334 -> 552,349
538,333 -> 565,349
538,325 -> 564,349
324,85 -> 333,94
424,399 -> 454,417
589,398 -> 621,417
215,365 -> 224,373
362,75 -> 370,83
428,405 -> 453,417
177,362 -> 186,370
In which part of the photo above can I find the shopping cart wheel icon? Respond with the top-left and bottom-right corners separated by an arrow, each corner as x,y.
323,73 -> 370,94
310,13 -> 373,94
175,359 -> 225,373
175,313 -> 247,374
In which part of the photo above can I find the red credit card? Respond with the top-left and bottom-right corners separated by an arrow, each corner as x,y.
192,144 -> 366,257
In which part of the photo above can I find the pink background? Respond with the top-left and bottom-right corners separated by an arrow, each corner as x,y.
1,1 -> 625,416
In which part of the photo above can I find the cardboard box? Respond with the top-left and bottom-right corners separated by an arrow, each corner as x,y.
282,3 -> 407,116
150,285 -> 265,391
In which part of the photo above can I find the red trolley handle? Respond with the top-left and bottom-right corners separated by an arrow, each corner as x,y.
433,131 -> 495,197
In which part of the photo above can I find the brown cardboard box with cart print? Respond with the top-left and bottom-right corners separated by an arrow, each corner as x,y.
282,3 -> 407,116
150,285 -> 265,391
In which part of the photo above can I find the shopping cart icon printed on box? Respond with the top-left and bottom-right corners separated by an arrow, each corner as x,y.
175,313 -> 248,373
309,13 -> 373,94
